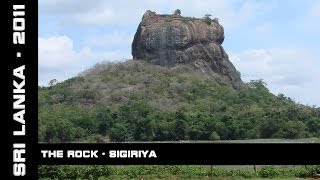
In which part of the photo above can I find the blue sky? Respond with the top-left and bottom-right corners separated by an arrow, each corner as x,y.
39,0 -> 320,106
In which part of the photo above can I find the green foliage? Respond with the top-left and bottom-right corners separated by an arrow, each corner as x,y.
48,79 -> 58,87
281,121 -> 307,138
259,166 -> 280,178
38,60 -> 320,142
38,165 -> 111,179
39,165 -> 320,179
307,117 -> 320,137
209,168 -> 257,178
110,123 -> 133,142
210,131 -> 220,140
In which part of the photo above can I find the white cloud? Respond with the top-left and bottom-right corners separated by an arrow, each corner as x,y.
229,48 -> 320,106
39,35 -> 129,86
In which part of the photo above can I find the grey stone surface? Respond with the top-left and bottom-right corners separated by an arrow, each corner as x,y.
132,10 -> 243,89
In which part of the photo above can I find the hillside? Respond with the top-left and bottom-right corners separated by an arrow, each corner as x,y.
38,60 -> 320,142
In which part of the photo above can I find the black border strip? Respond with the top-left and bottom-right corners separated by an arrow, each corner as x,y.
7,0 -> 38,178
38,143 -> 320,165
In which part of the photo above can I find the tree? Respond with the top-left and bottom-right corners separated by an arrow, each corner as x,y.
153,121 -> 171,141
307,117 -> 320,137
259,117 -> 282,138
44,121 -> 56,143
204,14 -> 212,25
173,119 -> 187,140
172,111 -> 188,140
173,9 -> 181,16
188,124 -> 202,140
210,131 -> 220,141
220,115 -> 242,139
248,79 -> 268,90
95,106 -> 113,136
110,123 -> 133,142
282,121 -> 307,139
43,117 -> 75,143
55,120 -> 75,142
134,117 -> 154,141
48,79 -> 58,87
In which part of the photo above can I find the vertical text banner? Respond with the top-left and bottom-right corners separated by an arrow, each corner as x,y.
7,0 -> 38,178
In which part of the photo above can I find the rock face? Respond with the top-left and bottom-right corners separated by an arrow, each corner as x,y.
132,10 -> 243,89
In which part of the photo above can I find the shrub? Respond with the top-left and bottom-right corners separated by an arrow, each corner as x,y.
259,166 -> 280,178
38,165 -> 112,179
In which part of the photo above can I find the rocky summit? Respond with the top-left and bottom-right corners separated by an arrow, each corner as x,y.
132,10 -> 243,89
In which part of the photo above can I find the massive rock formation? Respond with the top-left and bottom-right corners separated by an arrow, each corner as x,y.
132,10 -> 243,89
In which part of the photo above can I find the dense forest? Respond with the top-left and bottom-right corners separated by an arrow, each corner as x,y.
38,60 -> 320,142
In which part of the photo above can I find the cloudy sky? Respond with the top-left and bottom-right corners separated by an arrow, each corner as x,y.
39,0 -> 320,106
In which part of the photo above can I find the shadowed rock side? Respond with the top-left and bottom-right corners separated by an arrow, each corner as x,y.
132,10 -> 243,89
